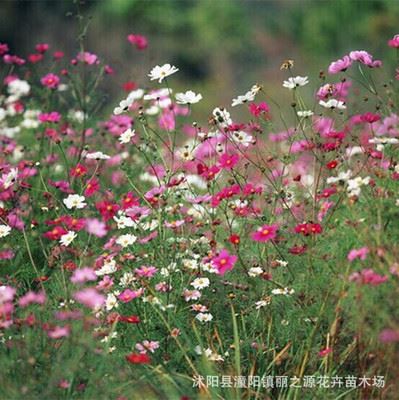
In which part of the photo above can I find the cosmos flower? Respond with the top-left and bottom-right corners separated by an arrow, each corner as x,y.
63,194 -> 87,210
251,224 -> 278,242
175,90 -> 202,104
282,76 -> 309,89
148,64 -> 179,83
211,249 -> 237,275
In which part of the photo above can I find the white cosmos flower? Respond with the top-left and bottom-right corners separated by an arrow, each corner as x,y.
144,88 -> 170,100
195,313 -> 213,322
319,99 -> 346,109
113,213 -> 137,229
326,170 -> 352,184
60,231 -> 77,247
119,128 -> 135,144
369,137 -> 399,145
297,110 -> 314,118
116,234 -> 137,248
175,90 -> 202,104
96,259 -> 117,276
148,64 -> 179,83
283,76 -> 309,89
231,130 -> 254,147
231,84 -> 261,106
2,168 -> 18,189
8,79 -> 30,98
63,194 -> 86,209
0,225 -> 11,238
191,277 -> 210,290
85,151 -> 110,160
271,287 -> 295,296
212,107 -> 232,127
248,267 -> 263,277
105,293 -> 119,311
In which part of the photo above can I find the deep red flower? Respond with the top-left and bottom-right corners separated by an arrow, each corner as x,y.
43,226 -> 68,240
70,164 -> 87,178
228,234 -> 240,245
326,160 -> 338,169
126,352 -> 151,364
294,223 -> 322,236
120,315 -> 141,324
96,201 -> 120,221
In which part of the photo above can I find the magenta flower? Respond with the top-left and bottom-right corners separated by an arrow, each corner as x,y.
127,34 -> 148,50
218,153 -> 239,170
388,34 -> 399,48
73,288 -> 105,309
251,224 -> 278,242
211,249 -> 237,275
40,73 -> 60,89
38,111 -> 61,123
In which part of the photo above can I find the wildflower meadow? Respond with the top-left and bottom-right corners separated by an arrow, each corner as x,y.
1,3 -> 399,400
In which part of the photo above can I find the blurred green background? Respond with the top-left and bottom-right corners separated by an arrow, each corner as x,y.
1,0 -> 399,117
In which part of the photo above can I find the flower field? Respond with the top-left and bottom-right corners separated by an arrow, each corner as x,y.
0,13 -> 399,400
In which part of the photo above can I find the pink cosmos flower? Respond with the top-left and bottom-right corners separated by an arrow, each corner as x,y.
35,43 -> 49,53
48,325 -> 70,339
0,43 -> 9,56
349,269 -> 388,286
317,201 -> 334,222
135,340 -> 160,354
347,247 -> 369,262
118,289 -> 140,303
76,51 -> 98,65
85,218 -> 107,238
38,112 -> 61,123
388,34 -> 399,48
349,50 -> 382,68
18,291 -> 46,307
249,102 -> 270,117
96,275 -> 114,291
211,249 -> 237,275
70,268 -> 98,284
218,153 -> 239,169
158,110 -> 175,131
251,224 -> 278,242
3,54 -> 25,65
379,329 -> 399,343
127,34 -> 148,50
73,288 -> 105,309
40,73 -> 60,89
183,289 -> 201,301
135,265 -> 157,278
328,55 -> 352,74
0,249 -> 14,260
164,220 -> 185,229
318,348 -> 332,357
0,286 -> 16,303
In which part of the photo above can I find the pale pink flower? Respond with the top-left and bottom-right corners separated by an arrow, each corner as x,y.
73,288 -> 105,309
18,291 -> 46,307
